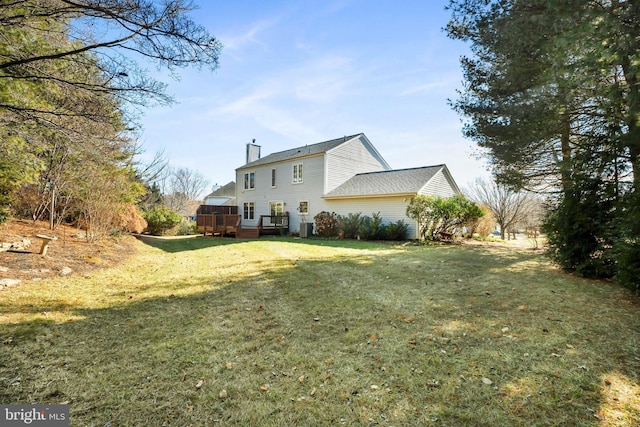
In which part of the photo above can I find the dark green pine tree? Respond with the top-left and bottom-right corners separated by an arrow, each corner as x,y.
446,0 -> 640,285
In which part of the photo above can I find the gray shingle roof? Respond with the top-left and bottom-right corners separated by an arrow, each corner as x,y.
205,181 -> 235,198
238,133 -> 363,169
324,165 -> 446,198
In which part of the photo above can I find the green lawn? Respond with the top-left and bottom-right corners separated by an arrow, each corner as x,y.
1,236 -> 639,426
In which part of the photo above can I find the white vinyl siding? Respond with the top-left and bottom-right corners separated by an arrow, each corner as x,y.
324,196 -> 419,239
237,155 -> 328,230
325,136 -> 389,193
419,170 -> 459,197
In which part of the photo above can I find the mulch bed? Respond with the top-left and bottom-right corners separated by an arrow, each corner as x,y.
0,219 -> 136,283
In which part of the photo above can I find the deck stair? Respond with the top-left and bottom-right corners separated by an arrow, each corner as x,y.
237,227 -> 259,239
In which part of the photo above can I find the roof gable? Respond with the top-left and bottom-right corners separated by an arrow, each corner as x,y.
324,165 -> 450,198
204,181 -> 235,198
237,133 -> 363,169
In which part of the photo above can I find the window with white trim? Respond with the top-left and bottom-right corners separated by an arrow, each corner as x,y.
292,163 -> 303,184
271,168 -> 277,187
243,202 -> 255,220
244,171 -> 255,190
298,201 -> 308,215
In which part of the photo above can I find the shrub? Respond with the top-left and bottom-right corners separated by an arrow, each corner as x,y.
337,212 -> 362,239
336,212 -> 407,241
357,215 -> 372,240
406,195 -> 484,241
473,206 -> 495,237
143,206 -> 182,235
542,183 -> 617,279
174,218 -> 199,236
314,211 -> 339,237
370,212 -> 385,239
385,220 -> 408,240
115,204 -> 147,234
0,205 -> 9,225
357,212 -> 385,240
614,191 -> 640,292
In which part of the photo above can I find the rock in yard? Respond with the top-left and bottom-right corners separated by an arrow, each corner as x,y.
0,278 -> 21,288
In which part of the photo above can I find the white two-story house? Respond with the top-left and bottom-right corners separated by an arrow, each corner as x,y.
235,133 -> 460,239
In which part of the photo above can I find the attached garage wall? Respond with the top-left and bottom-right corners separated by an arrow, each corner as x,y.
325,196 -> 419,240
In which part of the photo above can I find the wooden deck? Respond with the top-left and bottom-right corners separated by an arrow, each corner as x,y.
196,214 -> 242,237
196,205 -> 289,238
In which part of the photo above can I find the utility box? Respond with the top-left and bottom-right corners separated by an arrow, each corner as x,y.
299,222 -> 313,238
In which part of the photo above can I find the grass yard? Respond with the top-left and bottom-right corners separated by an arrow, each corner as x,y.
1,236 -> 639,426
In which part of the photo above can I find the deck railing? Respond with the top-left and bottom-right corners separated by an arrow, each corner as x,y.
259,214 -> 289,235
196,214 -> 241,235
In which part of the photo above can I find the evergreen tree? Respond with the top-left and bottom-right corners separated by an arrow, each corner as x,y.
446,0 -> 637,191
446,0 -> 640,285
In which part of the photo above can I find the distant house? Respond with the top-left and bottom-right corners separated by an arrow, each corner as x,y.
235,133 -> 460,239
203,181 -> 236,206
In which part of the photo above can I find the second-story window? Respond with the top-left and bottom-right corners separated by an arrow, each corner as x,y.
271,168 -> 276,187
244,171 -> 255,190
293,163 -> 303,184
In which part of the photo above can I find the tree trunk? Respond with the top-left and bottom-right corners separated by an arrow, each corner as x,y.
560,112 -> 573,196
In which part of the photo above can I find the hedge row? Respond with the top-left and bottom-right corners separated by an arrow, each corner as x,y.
313,211 -> 409,241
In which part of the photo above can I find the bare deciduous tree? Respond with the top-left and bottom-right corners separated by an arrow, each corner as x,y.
135,147 -> 171,185
466,177 -> 538,240
169,167 -> 209,201
0,0 -> 222,116
163,167 -> 209,216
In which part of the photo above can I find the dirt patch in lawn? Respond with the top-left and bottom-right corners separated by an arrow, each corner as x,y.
0,219 -> 136,284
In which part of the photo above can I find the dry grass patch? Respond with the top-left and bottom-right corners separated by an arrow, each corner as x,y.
1,236 -> 639,426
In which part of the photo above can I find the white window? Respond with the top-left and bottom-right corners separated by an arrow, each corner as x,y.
271,168 -> 277,187
298,201 -> 308,215
292,163 -> 303,184
244,171 -> 255,190
243,202 -> 254,220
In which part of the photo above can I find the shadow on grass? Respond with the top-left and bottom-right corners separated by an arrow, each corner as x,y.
134,234 -> 242,253
1,243 -> 638,426
136,233 -> 419,253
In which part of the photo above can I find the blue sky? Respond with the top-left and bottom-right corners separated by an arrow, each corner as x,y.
138,0 -> 489,196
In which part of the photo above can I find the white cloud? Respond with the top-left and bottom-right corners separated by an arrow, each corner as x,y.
222,20 -> 274,50
400,80 -> 449,96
